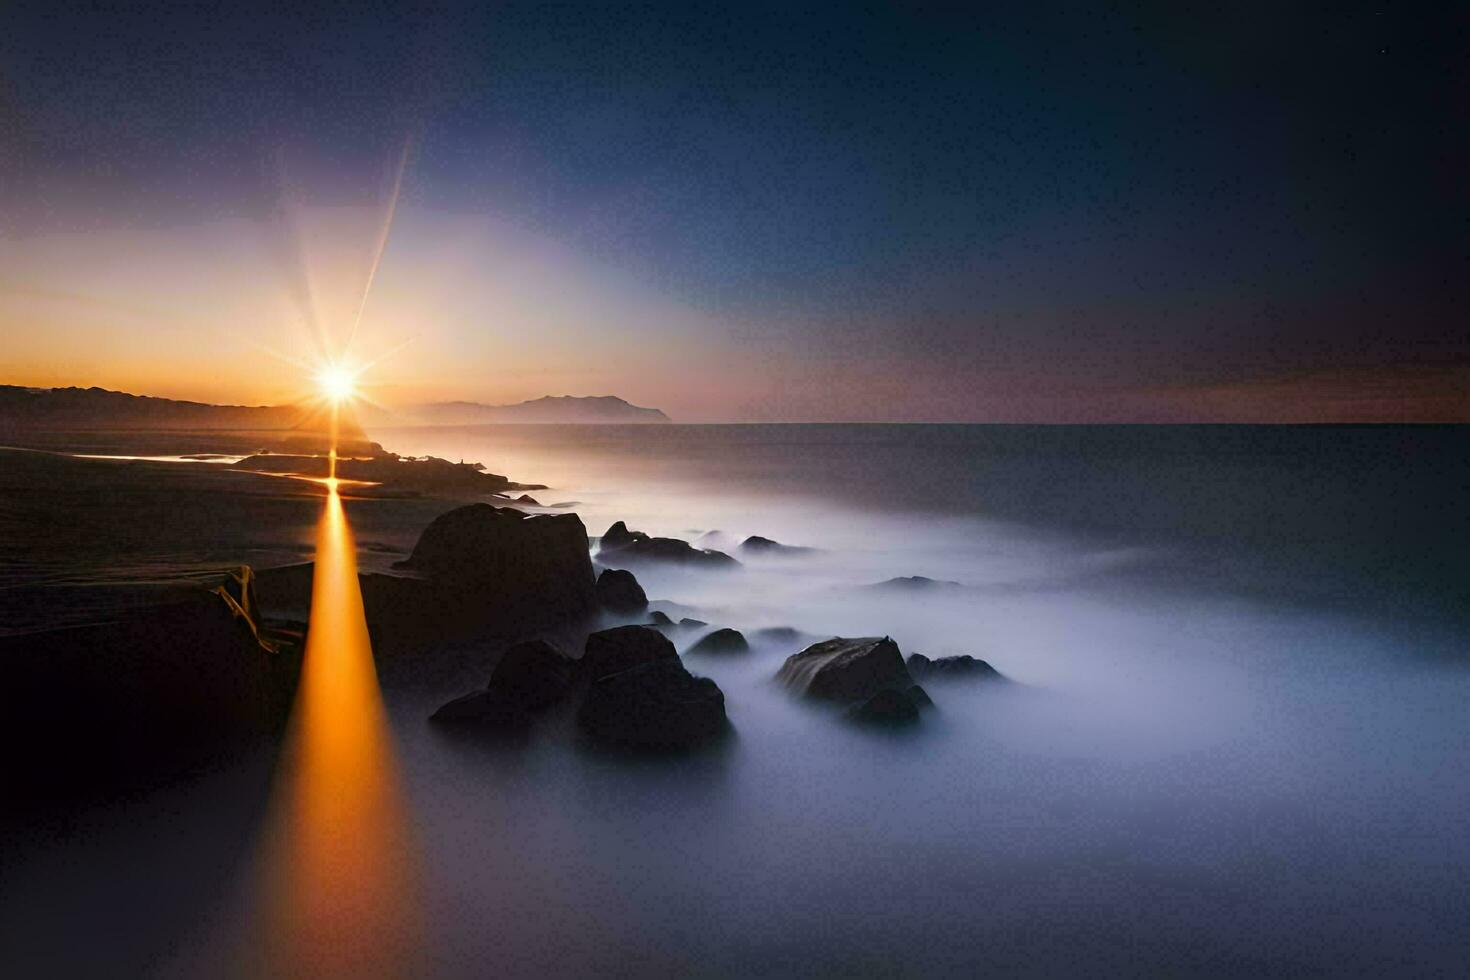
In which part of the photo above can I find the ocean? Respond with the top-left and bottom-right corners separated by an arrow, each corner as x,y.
4,423 -> 1468,975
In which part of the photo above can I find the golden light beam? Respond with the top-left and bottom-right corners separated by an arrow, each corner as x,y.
245,448 -> 422,976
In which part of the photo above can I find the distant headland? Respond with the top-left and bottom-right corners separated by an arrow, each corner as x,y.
408,395 -> 671,425
0,386 -> 672,429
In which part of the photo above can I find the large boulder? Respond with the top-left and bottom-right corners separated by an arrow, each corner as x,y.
850,687 -> 922,725
686,628 -> 749,656
488,639 -> 576,710
429,639 -> 575,726
390,503 -> 596,631
595,568 -> 648,614
907,653 -> 1005,681
598,521 -> 739,569
740,535 -> 813,556
578,659 -> 727,749
776,636 -> 914,702
581,625 -> 679,681
602,520 -> 639,549
0,570 -> 300,804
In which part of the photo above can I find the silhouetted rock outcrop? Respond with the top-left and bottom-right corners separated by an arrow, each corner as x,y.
850,687 -> 923,725
389,503 -> 596,634
578,660 -> 727,749
595,568 -> 648,614
487,639 -> 577,709
776,636 -> 914,703
647,610 -> 675,626
581,625 -> 679,681
430,639 -> 576,727
602,521 -> 638,549
740,535 -> 813,556
907,653 -> 1005,681
598,521 -> 739,569
233,453 -> 531,495
867,576 -> 965,592
686,627 -> 749,655
0,568 -> 299,805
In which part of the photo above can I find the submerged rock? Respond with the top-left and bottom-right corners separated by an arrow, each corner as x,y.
686,627 -> 749,655
907,653 -> 1004,681
595,568 -> 648,614
647,610 -> 675,626
679,617 -> 708,628
598,521 -> 739,569
578,659 -> 727,749
850,687 -> 922,725
740,535 -> 813,556
867,575 -> 965,592
581,625 -> 679,681
776,636 -> 914,703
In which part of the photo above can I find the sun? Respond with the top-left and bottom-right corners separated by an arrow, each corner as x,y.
315,363 -> 359,404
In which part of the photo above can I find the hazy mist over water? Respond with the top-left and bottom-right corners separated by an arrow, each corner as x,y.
6,424 -> 1469,975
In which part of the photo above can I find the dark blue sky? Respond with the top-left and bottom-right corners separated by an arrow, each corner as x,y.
1,1 -> 1464,419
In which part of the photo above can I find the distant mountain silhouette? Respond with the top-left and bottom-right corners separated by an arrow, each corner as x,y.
411,395 -> 670,424
0,385 -> 308,430
0,385 -> 370,450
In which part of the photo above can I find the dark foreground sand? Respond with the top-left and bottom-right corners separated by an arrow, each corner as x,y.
0,438 -> 507,635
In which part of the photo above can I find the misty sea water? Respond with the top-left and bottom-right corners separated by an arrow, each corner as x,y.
5,423 -> 1468,976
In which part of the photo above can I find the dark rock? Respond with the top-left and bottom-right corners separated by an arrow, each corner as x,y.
907,653 -> 1005,681
602,520 -> 640,549
679,618 -> 708,628
850,688 -> 921,725
488,639 -> 576,710
430,689 -> 531,728
0,571 -> 300,804
907,684 -> 933,707
686,628 -> 749,655
234,451 -> 519,495
740,535 -> 813,556
578,660 -> 727,749
868,575 -> 964,591
595,568 -> 648,614
515,494 -> 541,506
429,639 -> 574,728
391,502 -> 596,631
647,610 -> 675,626
599,521 -> 740,569
581,625 -> 679,681
776,636 -> 914,703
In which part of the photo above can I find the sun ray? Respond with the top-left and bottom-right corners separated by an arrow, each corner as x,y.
344,138 -> 412,355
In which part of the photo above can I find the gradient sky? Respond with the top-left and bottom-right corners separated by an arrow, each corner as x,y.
0,2 -> 1464,421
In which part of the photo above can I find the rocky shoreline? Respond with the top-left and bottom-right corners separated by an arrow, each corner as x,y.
0,442 -> 1008,809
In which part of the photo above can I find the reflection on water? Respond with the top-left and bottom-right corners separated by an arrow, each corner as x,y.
245,475 -> 420,976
